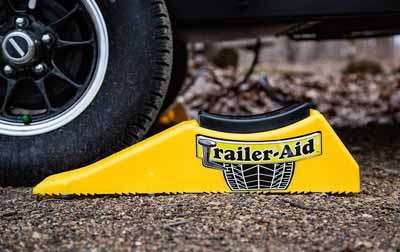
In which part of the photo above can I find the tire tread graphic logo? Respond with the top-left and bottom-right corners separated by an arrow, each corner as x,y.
222,162 -> 295,191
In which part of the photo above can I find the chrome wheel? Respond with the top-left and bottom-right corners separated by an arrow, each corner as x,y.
0,0 -> 108,136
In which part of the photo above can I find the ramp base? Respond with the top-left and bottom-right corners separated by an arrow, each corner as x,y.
33,105 -> 360,195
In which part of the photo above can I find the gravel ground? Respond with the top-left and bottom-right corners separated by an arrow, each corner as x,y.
0,125 -> 399,252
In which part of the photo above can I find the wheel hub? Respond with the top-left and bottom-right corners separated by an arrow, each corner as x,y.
2,30 -> 36,65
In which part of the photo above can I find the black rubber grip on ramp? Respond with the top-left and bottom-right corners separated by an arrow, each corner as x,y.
199,103 -> 311,133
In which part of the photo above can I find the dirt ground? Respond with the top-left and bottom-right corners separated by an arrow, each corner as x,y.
0,125 -> 399,252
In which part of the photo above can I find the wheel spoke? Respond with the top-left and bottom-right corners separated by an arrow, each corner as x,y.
4,0 -> 16,14
50,61 -> 82,88
35,79 -> 54,111
47,4 -> 80,29
0,14 -> 12,33
4,0 -> 28,14
1,79 -> 17,113
56,38 -> 95,50
0,23 -> 6,32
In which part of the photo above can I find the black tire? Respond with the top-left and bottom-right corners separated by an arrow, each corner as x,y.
161,37 -> 187,111
0,0 -> 172,186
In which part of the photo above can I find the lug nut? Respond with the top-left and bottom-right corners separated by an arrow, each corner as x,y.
3,65 -> 14,76
33,63 -> 47,75
15,17 -> 27,28
41,34 -> 53,44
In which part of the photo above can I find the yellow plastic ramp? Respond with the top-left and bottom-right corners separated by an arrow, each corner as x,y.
33,103 -> 360,195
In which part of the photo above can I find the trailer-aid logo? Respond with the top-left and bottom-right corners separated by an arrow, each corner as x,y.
196,132 -> 322,191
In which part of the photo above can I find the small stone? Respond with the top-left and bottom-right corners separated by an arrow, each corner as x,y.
32,232 -> 41,239
362,213 -> 373,218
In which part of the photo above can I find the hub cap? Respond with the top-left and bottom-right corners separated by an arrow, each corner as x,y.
2,31 -> 35,64
0,0 -> 109,136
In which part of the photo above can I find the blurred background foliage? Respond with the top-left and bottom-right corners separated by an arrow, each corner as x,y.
180,36 -> 400,127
